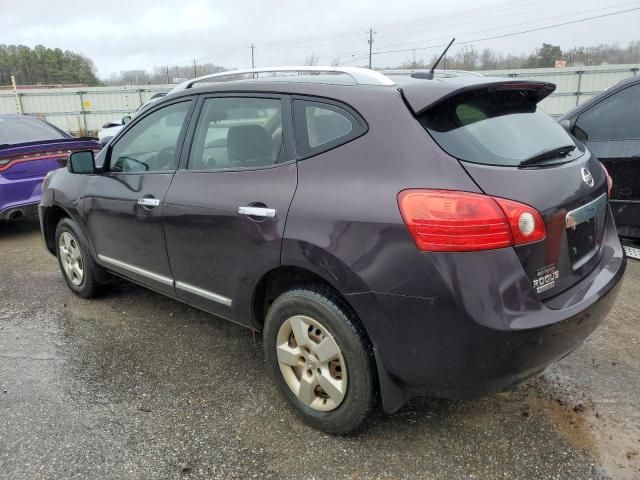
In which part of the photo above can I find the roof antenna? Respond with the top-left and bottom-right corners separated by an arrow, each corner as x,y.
413,38 -> 455,80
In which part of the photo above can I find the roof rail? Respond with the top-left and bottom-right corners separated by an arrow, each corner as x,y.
382,69 -> 484,78
169,66 -> 395,93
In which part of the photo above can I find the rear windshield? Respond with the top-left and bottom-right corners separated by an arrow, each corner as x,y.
419,90 -> 581,166
0,115 -> 67,145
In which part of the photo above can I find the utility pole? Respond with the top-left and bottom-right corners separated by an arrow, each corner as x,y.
367,28 -> 375,69
193,59 -> 197,78
166,66 -> 170,84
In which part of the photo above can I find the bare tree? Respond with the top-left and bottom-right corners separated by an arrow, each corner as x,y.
479,48 -> 497,70
304,54 -> 319,66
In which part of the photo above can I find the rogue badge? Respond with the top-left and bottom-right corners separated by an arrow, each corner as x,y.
533,264 -> 560,294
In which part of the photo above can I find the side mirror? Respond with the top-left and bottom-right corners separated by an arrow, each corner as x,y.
68,150 -> 96,174
122,115 -> 132,125
559,119 -> 571,132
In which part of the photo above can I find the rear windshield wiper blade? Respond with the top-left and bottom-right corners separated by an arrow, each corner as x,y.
520,145 -> 576,166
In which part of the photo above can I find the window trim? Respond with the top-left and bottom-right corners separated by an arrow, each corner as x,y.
104,97 -> 196,175
291,95 -> 368,160
177,92 -> 296,173
573,81 -> 640,142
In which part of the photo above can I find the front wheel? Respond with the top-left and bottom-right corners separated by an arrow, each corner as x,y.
264,286 -> 377,434
55,218 -> 101,298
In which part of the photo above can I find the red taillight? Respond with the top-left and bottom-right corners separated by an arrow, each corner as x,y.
600,162 -> 613,198
397,189 -> 546,252
0,152 -> 68,172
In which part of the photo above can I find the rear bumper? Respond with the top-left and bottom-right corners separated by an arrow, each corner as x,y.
0,201 -> 39,221
0,174 -> 45,217
348,208 -> 626,412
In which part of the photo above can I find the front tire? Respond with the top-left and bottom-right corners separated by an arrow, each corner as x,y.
55,218 -> 100,298
264,286 -> 377,434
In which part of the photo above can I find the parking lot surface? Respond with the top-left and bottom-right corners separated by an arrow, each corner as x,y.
1,218 -> 639,480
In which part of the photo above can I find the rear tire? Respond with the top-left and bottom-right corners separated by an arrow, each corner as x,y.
55,218 -> 101,298
264,286 -> 377,434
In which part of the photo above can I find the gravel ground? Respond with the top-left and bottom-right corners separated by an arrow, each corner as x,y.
0,218 -> 638,480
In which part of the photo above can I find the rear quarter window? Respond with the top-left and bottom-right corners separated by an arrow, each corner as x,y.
420,89 -> 581,167
0,115 -> 67,145
293,99 -> 366,158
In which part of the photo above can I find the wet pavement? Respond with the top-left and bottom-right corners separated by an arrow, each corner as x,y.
1,218 -> 639,480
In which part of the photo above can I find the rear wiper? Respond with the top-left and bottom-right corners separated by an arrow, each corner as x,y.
520,145 -> 576,167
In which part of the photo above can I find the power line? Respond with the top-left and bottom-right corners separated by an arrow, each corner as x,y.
314,1 -> 640,64
370,6 -> 640,57
201,2 -> 640,69
257,0 -> 539,51
371,1 -> 640,54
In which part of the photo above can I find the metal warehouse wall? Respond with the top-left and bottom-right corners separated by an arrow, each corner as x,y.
0,64 -> 638,134
0,85 -> 171,135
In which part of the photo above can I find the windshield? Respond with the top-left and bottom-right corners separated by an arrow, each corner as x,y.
0,115 -> 67,145
420,89 -> 582,166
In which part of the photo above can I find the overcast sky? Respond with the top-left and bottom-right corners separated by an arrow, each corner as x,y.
2,0 -> 639,77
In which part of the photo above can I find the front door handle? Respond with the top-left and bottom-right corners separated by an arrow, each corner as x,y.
138,197 -> 160,208
238,206 -> 276,218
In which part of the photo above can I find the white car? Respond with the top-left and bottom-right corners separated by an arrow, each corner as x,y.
98,93 -> 167,145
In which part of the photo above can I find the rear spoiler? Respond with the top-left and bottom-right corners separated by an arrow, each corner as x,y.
400,80 -> 556,115
0,138 -> 102,158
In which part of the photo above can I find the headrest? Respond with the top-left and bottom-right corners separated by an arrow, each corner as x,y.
227,125 -> 273,163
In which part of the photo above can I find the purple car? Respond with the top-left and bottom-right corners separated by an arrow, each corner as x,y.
0,114 -> 101,221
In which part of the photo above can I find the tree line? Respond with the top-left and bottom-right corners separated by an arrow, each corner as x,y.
2,40 -> 640,87
0,45 -> 100,86
102,62 -> 227,86
399,41 -> 640,71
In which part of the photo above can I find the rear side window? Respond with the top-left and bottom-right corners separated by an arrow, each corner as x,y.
188,97 -> 283,170
293,100 -> 366,158
420,90 -> 580,166
574,83 -> 640,141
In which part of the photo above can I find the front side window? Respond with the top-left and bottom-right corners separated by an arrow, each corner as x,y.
109,101 -> 191,173
188,97 -> 283,170
293,100 -> 365,157
574,83 -> 640,141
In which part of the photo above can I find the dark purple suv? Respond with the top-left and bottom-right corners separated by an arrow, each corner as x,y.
38,67 -> 626,434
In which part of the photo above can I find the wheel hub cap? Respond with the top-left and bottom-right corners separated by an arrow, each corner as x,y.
58,232 -> 84,286
276,315 -> 347,412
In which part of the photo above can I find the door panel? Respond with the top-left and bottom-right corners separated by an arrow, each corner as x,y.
164,165 -> 297,322
163,94 -> 296,324
83,99 -> 194,293
85,173 -> 175,292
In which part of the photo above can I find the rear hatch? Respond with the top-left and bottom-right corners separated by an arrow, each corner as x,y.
407,80 -> 610,300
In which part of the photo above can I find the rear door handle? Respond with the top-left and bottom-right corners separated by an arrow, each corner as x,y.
238,206 -> 276,218
138,197 -> 160,208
